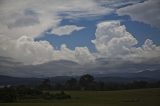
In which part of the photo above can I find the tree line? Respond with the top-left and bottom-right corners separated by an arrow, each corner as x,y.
0,74 -> 160,102
39,74 -> 160,91
0,86 -> 71,102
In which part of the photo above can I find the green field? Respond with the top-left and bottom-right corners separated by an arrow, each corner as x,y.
0,88 -> 160,106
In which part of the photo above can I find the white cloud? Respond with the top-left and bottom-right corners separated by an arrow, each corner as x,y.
0,0 -> 113,39
127,39 -> 160,64
0,0 -> 114,65
0,0 -> 145,65
0,19 -> 159,69
1,19 -> 160,76
52,44 -> 77,62
53,44 -> 95,64
92,20 -> 137,57
0,35 -> 94,65
51,25 -> 85,36
0,0 -> 160,76
75,47 -> 95,64
0,36 -> 55,65
117,0 -> 160,28
93,20 -> 160,65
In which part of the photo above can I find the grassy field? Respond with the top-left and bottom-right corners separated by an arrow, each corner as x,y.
0,88 -> 160,106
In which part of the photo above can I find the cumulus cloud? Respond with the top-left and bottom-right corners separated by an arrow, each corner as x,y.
0,20 -> 160,76
117,0 -> 160,28
52,44 -> 95,64
127,39 -> 160,64
51,25 -> 85,36
0,0 -> 113,65
0,36 -> 55,65
0,0 -> 144,65
75,47 -> 95,64
0,35 -> 94,65
92,20 -> 160,67
0,0 -> 160,76
92,21 -> 138,57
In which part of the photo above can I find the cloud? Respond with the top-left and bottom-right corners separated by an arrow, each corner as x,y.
92,20 -> 138,57
75,47 -> 95,64
117,0 -> 160,28
0,57 -> 94,77
50,25 -> 85,36
0,35 -> 95,65
0,0 -> 112,65
0,20 -> 160,77
0,0 -> 144,65
127,39 -> 160,64
0,0 -> 114,39
0,36 -> 55,65
52,44 -> 95,64
92,21 -> 160,66
95,0 -> 142,8
0,0 -> 115,65
0,0 -> 160,77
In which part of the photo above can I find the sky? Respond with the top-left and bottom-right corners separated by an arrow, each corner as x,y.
0,0 -> 160,77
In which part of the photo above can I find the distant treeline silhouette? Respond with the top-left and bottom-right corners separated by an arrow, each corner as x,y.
0,86 -> 71,102
39,74 -> 160,91
0,74 -> 160,102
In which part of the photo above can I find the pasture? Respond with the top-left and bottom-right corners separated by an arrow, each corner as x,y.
0,88 -> 160,106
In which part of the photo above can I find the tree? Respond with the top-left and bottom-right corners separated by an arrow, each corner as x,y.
40,78 -> 52,90
0,87 -> 17,102
132,81 -> 148,88
79,74 -> 94,90
65,78 -> 77,90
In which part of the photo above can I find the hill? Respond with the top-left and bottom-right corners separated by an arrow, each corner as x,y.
0,70 -> 160,85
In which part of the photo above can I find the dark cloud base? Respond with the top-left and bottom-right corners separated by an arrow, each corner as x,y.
0,56 -> 160,78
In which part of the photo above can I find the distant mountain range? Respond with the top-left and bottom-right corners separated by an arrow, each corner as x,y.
0,75 -> 71,86
96,70 -> 160,79
0,70 -> 160,86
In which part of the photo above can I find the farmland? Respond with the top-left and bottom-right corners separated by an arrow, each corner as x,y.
0,88 -> 160,106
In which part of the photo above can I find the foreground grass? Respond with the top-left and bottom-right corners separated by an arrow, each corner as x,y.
1,88 -> 160,106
